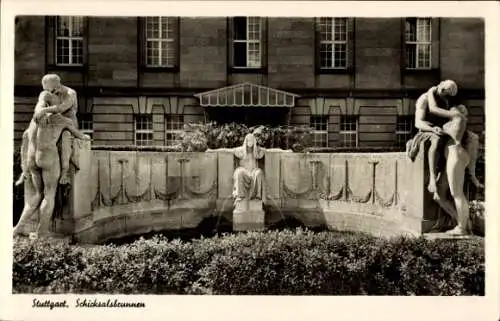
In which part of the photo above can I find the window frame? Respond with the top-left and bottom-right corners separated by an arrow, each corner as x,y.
395,115 -> 414,148
310,115 -> 329,148
47,16 -> 87,69
402,17 -> 440,76
138,16 -> 180,72
78,113 -> 94,139
315,17 -> 354,74
228,17 -> 267,73
405,17 -> 432,70
339,115 -> 359,148
165,114 -> 184,147
55,16 -> 85,66
317,17 -> 348,70
134,114 -> 154,146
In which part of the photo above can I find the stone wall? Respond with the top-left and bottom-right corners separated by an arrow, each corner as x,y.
74,150 -> 221,242
264,151 -> 430,237
64,147 -> 450,243
13,95 -> 485,149
14,16 -> 484,92
13,16 -> 485,148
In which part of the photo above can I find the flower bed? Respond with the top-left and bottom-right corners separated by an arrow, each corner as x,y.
13,229 -> 484,295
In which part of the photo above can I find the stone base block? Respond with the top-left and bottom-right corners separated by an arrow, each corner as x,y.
233,199 -> 265,231
233,210 -> 266,231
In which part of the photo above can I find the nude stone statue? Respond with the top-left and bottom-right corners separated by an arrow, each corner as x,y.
207,133 -> 291,204
16,74 -> 79,187
407,80 -> 484,235
14,74 -> 90,238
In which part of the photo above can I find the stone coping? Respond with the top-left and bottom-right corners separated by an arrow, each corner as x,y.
91,145 -> 409,154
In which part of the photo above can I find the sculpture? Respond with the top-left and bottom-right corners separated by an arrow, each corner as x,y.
207,133 -> 290,204
207,132 -> 291,231
14,74 -> 90,238
16,74 -> 80,186
407,80 -> 484,235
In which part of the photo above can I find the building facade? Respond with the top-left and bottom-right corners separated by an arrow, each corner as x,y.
14,16 -> 485,149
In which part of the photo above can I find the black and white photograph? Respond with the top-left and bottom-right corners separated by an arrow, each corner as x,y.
1,1 -> 499,320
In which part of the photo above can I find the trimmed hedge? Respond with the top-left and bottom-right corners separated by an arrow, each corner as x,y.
13,229 -> 484,295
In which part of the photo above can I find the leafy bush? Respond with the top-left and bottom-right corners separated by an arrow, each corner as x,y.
469,200 -> 485,236
13,229 -> 484,295
306,146 -> 405,153
177,122 -> 313,152
91,145 -> 181,152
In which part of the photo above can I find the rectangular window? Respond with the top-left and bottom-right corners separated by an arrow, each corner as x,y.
340,116 -> 358,147
318,17 -> 348,69
310,115 -> 328,148
55,16 -> 84,66
405,18 -> 431,69
78,113 -> 93,140
232,17 -> 262,68
165,115 -> 184,146
145,17 -> 176,67
396,115 -> 414,148
135,115 -> 153,146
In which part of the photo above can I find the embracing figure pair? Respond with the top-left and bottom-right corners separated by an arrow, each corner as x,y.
407,80 -> 484,235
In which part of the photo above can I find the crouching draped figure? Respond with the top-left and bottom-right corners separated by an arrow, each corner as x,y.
207,132 -> 291,205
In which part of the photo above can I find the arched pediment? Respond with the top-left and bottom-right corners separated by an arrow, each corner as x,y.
194,82 -> 299,107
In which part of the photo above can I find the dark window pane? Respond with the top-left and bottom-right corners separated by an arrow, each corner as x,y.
320,43 -> 332,68
406,44 -> 416,68
233,17 -> 247,40
397,116 -> 414,132
340,116 -> 357,131
334,43 -> 347,68
166,115 -> 184,130
71,39 -> 83,64
235,88 -> 243,105
333,18 -> 347,41
56,17 -> 70,37
417,44 -> 431,68
233,42 -> 247,67
166,132 -> 178,141
405,18 -> 417,42
396,133 -> 410,147
56,39 -> 70,64
243,87 -> 251,105
71,17 -> 84,37
310,115 -> 328,131
137,133 -> 153,146
146,17 -> 160,38
318,18 -> 332,41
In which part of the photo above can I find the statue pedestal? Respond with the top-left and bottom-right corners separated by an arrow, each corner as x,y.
232,199 -> 265,231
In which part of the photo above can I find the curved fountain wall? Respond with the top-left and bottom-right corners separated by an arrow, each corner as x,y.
62,144 -> 444,243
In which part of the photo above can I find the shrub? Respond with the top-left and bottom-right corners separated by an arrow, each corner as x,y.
177,122 -> 313,152
13,229 -> 484,295
13,148 -> 23,226
469,200 -> 485,236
